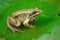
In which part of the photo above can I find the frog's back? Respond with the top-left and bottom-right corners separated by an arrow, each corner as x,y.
18,13 -> 28,22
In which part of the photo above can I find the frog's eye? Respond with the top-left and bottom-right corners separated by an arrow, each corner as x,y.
34,7 -> 38,10
29,11 -> 37,16
33,11 -> 37,14
34,7 -> 40,12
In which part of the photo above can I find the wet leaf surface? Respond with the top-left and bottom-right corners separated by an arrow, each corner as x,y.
0,0 -> 60,40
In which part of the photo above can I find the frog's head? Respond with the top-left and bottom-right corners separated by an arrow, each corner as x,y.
30,7 -> 42,17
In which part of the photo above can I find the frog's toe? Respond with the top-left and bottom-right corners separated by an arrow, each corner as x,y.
12,28 -> 17,34
15,29 -> 23,33
30,25 -> 35,28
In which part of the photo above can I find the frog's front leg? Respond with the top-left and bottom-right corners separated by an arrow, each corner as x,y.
7,17 -> 21,34
30,17 -> 36,22
23,18 -> 34,28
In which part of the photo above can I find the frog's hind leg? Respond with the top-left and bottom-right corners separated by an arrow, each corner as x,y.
7,17 -> 21,34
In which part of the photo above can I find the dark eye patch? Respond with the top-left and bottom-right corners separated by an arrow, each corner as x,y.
29,11 -> 37,16
33,11 -> 37,14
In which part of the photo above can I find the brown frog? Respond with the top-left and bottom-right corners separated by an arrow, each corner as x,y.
7,7 -> 42,33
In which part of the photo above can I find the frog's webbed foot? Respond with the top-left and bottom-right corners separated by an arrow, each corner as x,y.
12,27 -> 22,34
30,24 -> 35,28
23,18 -> 35,28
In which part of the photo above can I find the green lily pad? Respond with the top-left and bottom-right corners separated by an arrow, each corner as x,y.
0,0 -> 60,40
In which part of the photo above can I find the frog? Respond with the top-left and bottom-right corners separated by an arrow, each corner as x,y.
7,7 -> 42,33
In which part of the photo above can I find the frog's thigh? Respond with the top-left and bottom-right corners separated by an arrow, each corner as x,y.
8,17 -> 21,27
23,18 -> 33,28
8,17 -> 16,25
